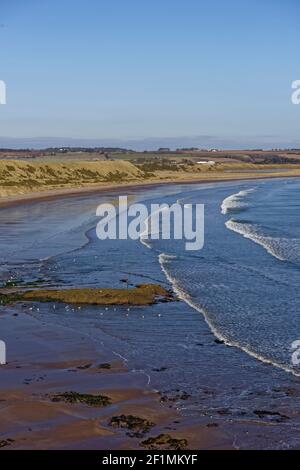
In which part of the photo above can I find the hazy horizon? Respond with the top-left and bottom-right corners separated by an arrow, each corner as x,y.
1,135 -> 300,151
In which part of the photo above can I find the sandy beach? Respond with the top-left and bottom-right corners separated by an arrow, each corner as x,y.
0,304 -> 231,450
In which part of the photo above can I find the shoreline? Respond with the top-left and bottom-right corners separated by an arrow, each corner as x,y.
1,171 -> 300,209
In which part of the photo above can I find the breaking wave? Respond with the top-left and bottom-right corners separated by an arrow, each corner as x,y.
221,188 -> 256,215
226,219 -> 300,263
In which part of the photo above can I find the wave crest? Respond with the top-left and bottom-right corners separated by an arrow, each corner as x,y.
221,188 -> 256,215
226,219 -> 300,263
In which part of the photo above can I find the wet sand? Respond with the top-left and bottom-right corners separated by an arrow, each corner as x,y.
0,308 -> 232,450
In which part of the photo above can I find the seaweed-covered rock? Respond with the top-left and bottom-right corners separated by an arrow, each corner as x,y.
51,391 -> 111,407
253,409 -> 289,422
109,415 -> 155,438
97,363 -> 111,370
76,363 -> 92,370
159,390 -> 191,403
0,439 -> 14,449
141,433 -> 188,450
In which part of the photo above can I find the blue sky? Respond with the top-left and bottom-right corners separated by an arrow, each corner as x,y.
0,0 -> 300,149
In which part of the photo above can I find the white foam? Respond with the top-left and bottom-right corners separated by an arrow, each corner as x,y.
221,188 -> 256,215
225,219 -> 300,263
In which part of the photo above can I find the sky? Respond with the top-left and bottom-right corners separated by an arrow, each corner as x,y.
0,0 -> 300,149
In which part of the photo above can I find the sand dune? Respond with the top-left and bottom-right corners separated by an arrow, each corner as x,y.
0,160 -> 145,197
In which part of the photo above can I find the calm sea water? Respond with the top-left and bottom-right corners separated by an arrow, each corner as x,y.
2,179 -> 300,449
